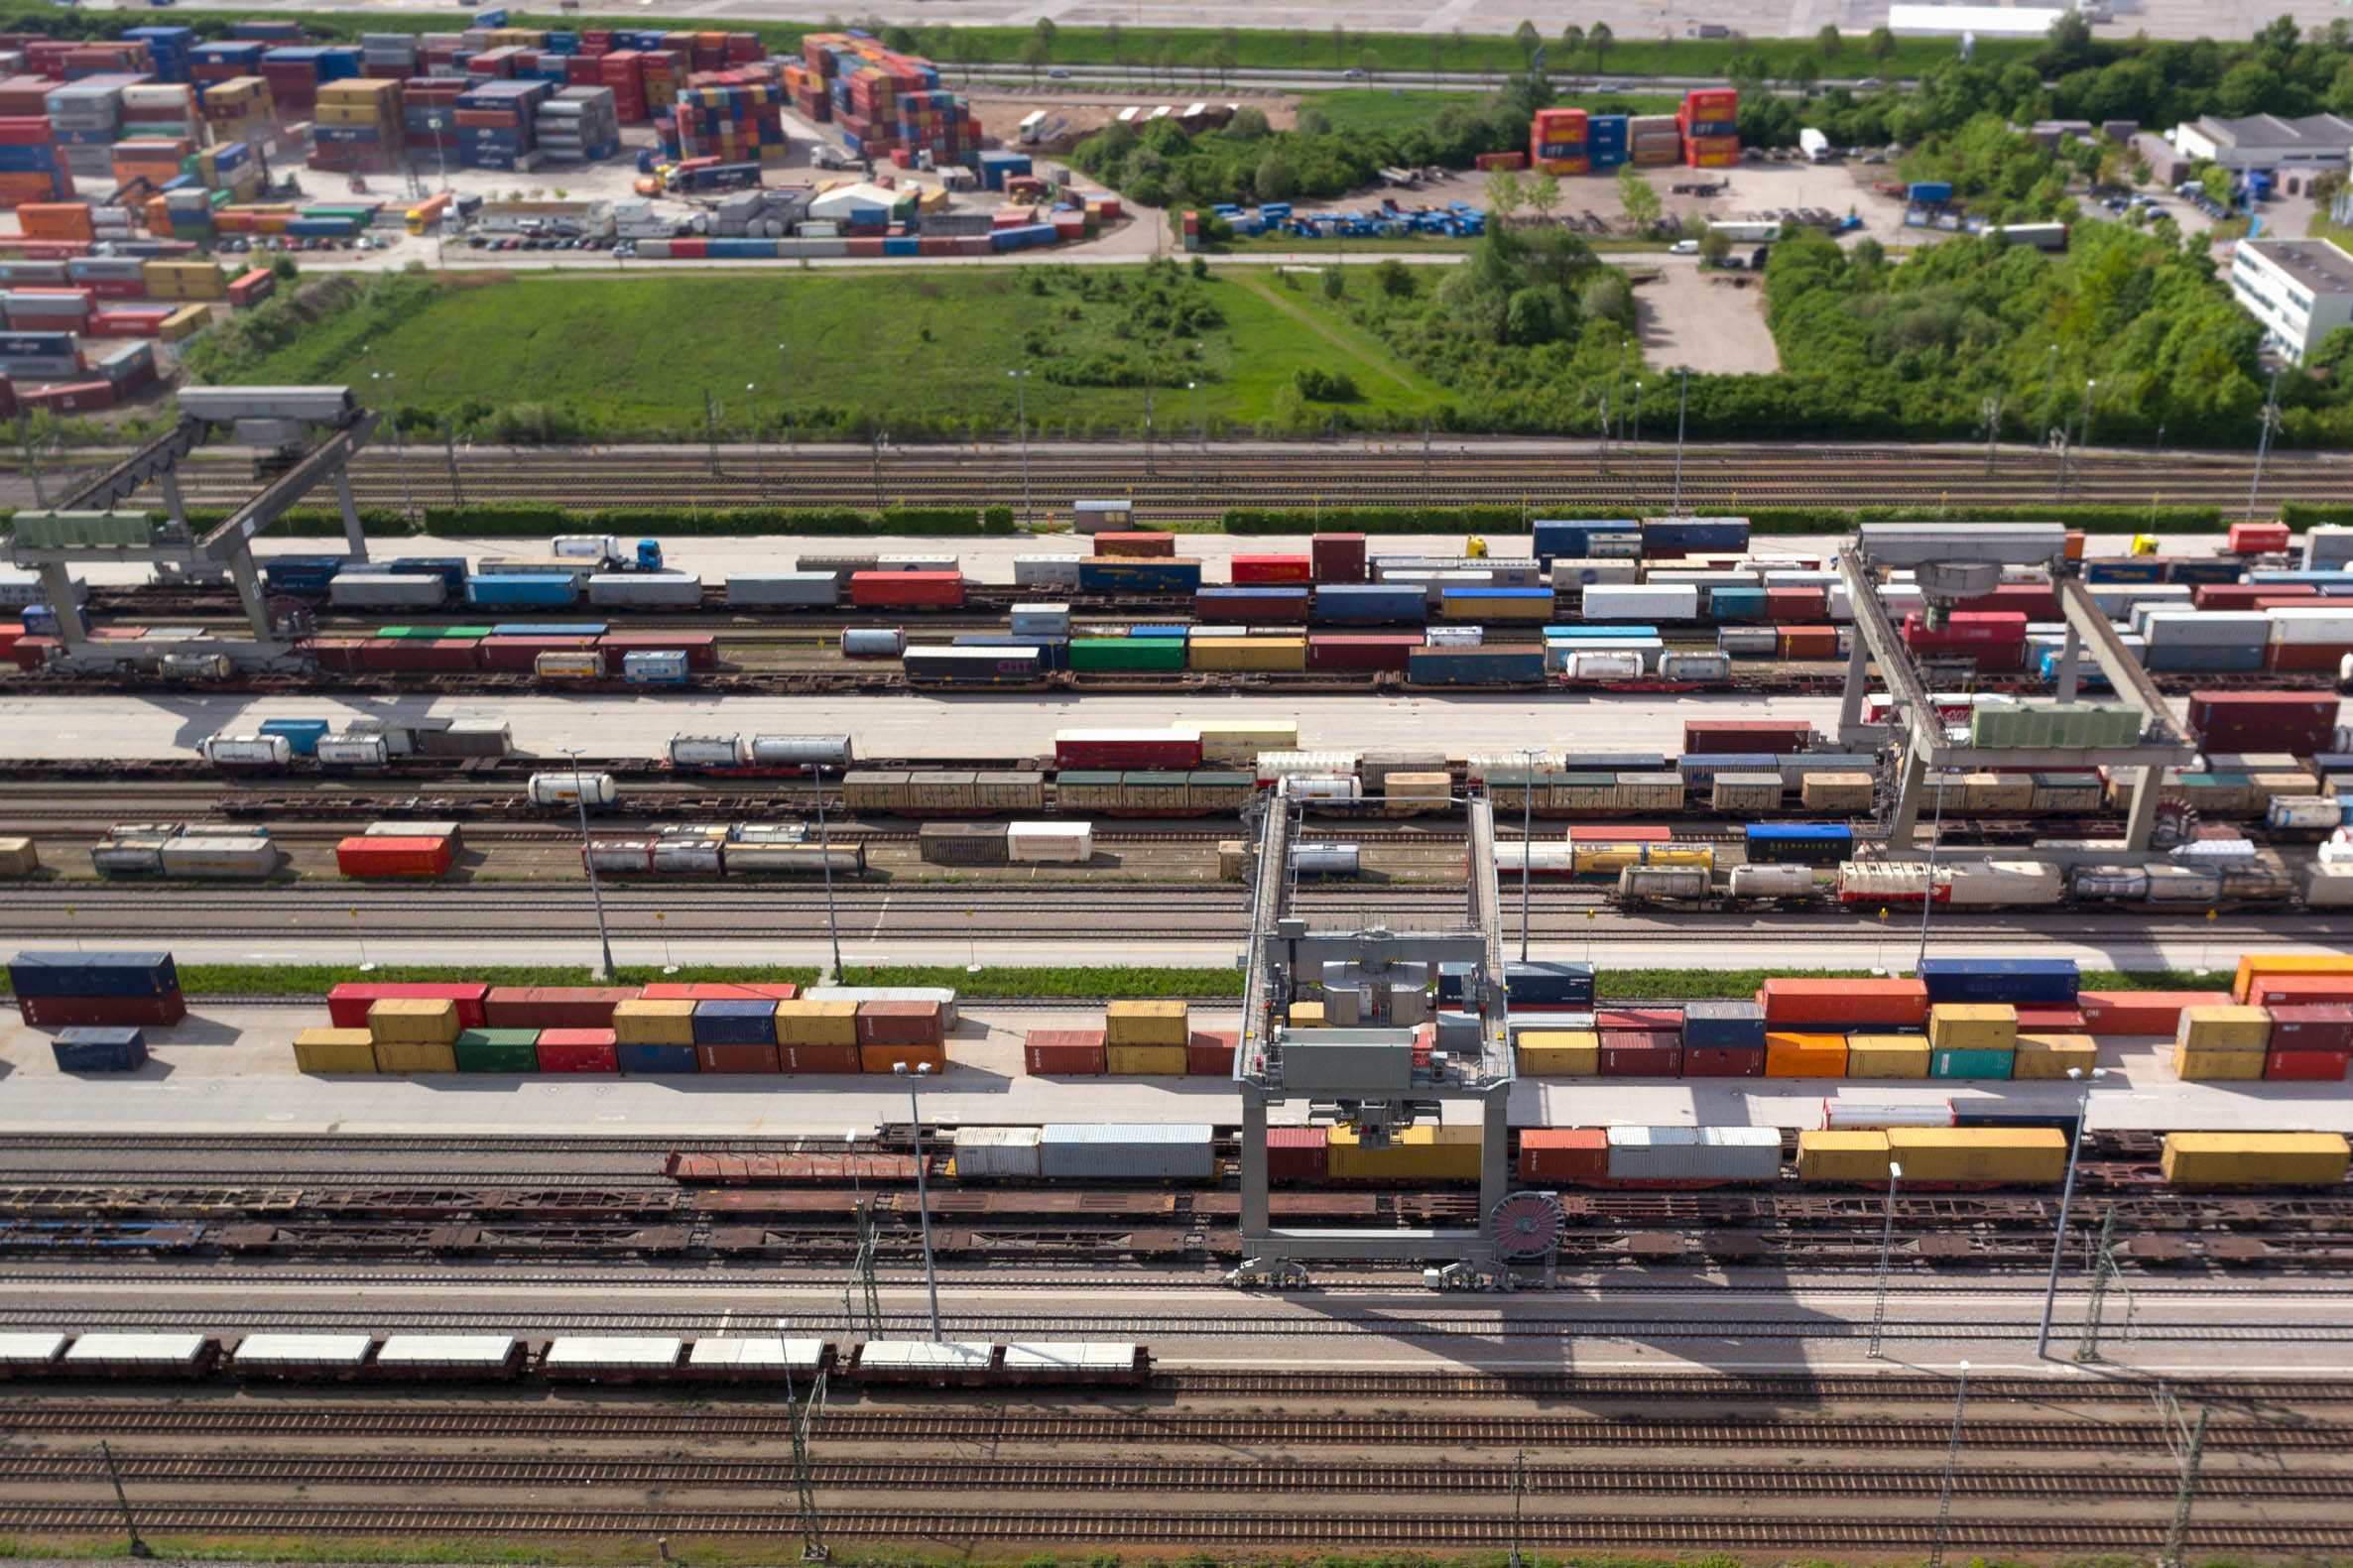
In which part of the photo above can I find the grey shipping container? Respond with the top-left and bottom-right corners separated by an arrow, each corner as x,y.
919,822 -> 1009,865
1037,1124 -> 1216,1180
727,572 -> 838,607
329,574 -> 445,608
587,571 -> 704,607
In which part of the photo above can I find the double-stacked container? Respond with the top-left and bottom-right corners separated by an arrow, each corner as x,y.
9,950 -> 186,1028
1529,106 -> 1587,176
1678,86 -> 1737,167
1105,1000 -> 1187,1074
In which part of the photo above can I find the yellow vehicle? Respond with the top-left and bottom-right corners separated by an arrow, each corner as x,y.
1464,536 -> 1488,558
2130,534 -> 2160,555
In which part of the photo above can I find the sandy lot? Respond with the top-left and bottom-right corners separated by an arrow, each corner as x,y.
1634,261 -> 1780,373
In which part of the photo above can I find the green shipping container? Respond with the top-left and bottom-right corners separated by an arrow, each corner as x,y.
1070,637 -> 1185,671
1969,701 -> 2143,750
455,1027 -> 543,1073
375,626 -> 491,640
10,509 -> 152,548
1930,1047 -> 2015,1080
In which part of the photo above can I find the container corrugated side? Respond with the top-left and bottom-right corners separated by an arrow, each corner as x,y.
1036,1123 -> 1216,1180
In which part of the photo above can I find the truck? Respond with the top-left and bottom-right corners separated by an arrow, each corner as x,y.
1798,128 -> 1830,162
1707,218 -> 1782,243
552,536 -> 665,571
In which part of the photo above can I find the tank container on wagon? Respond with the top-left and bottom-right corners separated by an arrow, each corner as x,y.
748,735 -> 854,769
669,734 -> 751,769
528,772 -> 619,809
315,733 -> 392,769
201,733 -> 292,770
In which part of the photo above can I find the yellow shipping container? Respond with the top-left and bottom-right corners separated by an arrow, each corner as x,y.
2171,1045 -> 2265,1081
1382,772 -> 1453,813
2162,1132 -> 2351,1186
1886,1127 -> 2067,1184
1326,1124 -> 1483,1181
1105,1043 -> 1187,1075
1288,1001 -> 1324,1028
1796,1130 -> 1891,1183
1517,1030 -> 1599,1076
1926,1003 -> 2018,1049
293,1027 -> 377,1073
612,999 -> 697,1046
1106,999 -> 1188,1046
0,835 -> 37,876
2177,1005 -> 2270,1051
2012,1032 -> 2100,1080
1765,1031 -> 1848,1078
372,1038 -> 457,1073
1188,637 -> 1307,672
158,303 -> 211,343
1843,1034 -> 1930,1079
2233,953 -> 2353,1002
144,261 -> 227,302
1192,719 -> 1298,763
775,1000 -> 859,1046
367,997 -> 459,1044
313,101 -> 384,125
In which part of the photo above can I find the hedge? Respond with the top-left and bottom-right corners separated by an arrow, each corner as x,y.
1223,507 -> 1532,536
1222,504 -> 2231,536
174,506 -> 414,537
419,503 -> 1016,537
2280,503 -> 2353,528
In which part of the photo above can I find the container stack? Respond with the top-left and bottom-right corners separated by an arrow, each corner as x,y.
0,118 -> 71,208
402,78 -> 464,160
1529,107 -> 1587,177
121,25 -> 196,83
120,82 -> 198,142
455,78 -> 551,171
1629,112 -> 1680,166
534,85 -> 619,164
260,46 -> 362,119
194,140 -> 262,199
1587,112 -> 1628,170
1104,1000 -> 1188,1074
200,78 -> 274,143
1904,609 -> 2027,670
189,40 -> 269,91
44,79 -> 130,186
311,76 -> 404,173
361,33 -> 420,78
8,949 -> 186,1029
1679,87 -> 1737,168
596,50 -> 648,123
668,79 -> 784,164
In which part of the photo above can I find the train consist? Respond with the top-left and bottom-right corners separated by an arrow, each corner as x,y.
0,1330 -> 1149,1387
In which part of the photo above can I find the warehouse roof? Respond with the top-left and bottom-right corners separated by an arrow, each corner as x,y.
2191,112 -> 2353,150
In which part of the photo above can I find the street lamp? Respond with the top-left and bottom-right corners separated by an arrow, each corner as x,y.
746,381 -> 762,497
561,746 -> 616,980
895,1061 -> 943,1341
1629,380 -> 1644,499
2040,342 -> 2057,443
777,342 -> 796,452
1516,746 -> 1543,962
370,369 -> 415,522
1672,366 -> 1688,514
1868,1158 -> 1902,1358
1917,772 -> 1947,968
2037,1065 -> 2109,1358
1927,1362 -> 1970,1568
1006,367 -> 1032,524
811,763 -> 844,980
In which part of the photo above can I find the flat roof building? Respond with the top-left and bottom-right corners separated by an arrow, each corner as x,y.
2174,113 -> 2353,172
2229,238 -> 2353,364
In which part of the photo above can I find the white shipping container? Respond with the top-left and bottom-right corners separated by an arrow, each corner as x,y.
1037,1124 -> 1217,1180
233,1333 -> 374,1370
1605,1125 -> 1781,1182
952,1126 -> 1043,1179
1660,651 -> 1732,681
2134,608 -> 2268,645
2266,606 -> 2353,645
544,1337 -> 684,1371
201,734 -> 292,768
328,573 -> 444,607
1007,821 -> 1092,863
65,1333 -> 209,1367
1424,625 -> 1484,647
1494,842 -> 1574,875
1822,1101 -> 1953,1130
2305,862 -> 2353,905
1257,749 -> 1361,781
2170,837 -> 2258,863
0,1332 -> 65,1366
1943,859 -> 2063,906
685,1338 -> 827,1373
1013,555 -> 1084,586
1550,558 -> 1641,586
158,836 -> 282,879
1582,583 -> 1699,620
804,986 -> 958,1026
588,571 -> 704,607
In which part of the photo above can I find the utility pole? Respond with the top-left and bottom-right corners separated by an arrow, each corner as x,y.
2040,341 -> 2057,444
1007,367 -> 1032,524
2078,376 -> 2097,463
1982,391 -> 2001,473
784,1358 -> 827,1561
1144,381 -> 1155,475
1423,410 -> 1432,504
1672,367 -> 1688,514
1917,774 -> 1947,968
2074,1207 -> 2122,1363
703,387 -> 719,478
1628,380 -> 1643,502
1517,749 -> 1541,962
1926,1362 -> 1968,1568
1869,1159 -> 1902,1358
2161,1401 -> 2209,1568
778,341 -> 797,452
20,419 -> 45,508
1508,1448 -> 1528,1568
564,747 -> 616,980
747,381 -> 763,498
2245,364 -> 2283,522
2038,1065 -> 2105,1358
441,417 -> 464,507
897,1061 -> 943,1341
812,764 -> 844,980
99,1442 -> 150,1559
869,428 -> 886,512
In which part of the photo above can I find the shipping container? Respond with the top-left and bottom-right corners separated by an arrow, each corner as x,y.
1036,1123 -> 1216,1180
2160,1132 -> 2350,1185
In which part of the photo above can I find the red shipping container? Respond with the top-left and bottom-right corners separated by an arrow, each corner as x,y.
1759,977 -> 1927,1026
2264,1003 -> 2353,1051
1682,720 -> 1812,754
697,1041 -> 780,1072
335,835 -> 452,878
855,999 -> 946,1045
1267,1126 -> 1328,1181
1053,733 -> 1202,769
2198,582 -> 2314,610
1955,583 -> 2059,620
1024,1028 -> 1106,1075
1566,823 -> 1675,842
1600,1043 -> 1682,1076
847,570 -> 963,609
1518,1127 -> 1606,1183
9,635 -> 57,671
483,987 -> 640,1030
1908,610 -> 2029,644
1778,626 -> 1841,659
1764,586 -> 1827,621
2185,691 -> 2340,755
1091,531 -> 1176,558
2245,977 -> 2353,1008
536,1036 -> 620,1073
781,1044 -> 863,1073
2015,1007 -> 2087,1031
17,993 -> 186,1028
2229,522 -> 2291,553
1231,554 -> 1312,584
2265,1049 -> 2351,1081
358,639 -> 480,673
1306,633 -> 1419,671
1187,1028 -> 1239,1075
2263,643 -> 2353,672
597,633 -> 716,671
1596,1008 -> 1682,1032
2077,990 -> 2234,1035
327,983 -> 490,1031
1681,1045 -> 1766,1077
1310,532 -> 1367,585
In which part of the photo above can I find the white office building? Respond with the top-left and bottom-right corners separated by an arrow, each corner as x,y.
2229,238 -> 2353,364
2173,113 -> 2353,174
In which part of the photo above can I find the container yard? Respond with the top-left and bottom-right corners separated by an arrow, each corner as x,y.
10,373 -> 2353,1561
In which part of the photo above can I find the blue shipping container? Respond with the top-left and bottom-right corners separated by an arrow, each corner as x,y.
465,573 -> 580,607
617,1042 -> 700,1073
1682,1000 -> 1767,1049
388,557 -> 468,589
2083,558 -> 2166,584
1076,558 -> 1202,594
1408,648 -> 1546,685
52,1026 -> 148,1073
257,719 -> 331,756
1642,519 -> 1750,552
2166,558 -> 2242,585
1436,961 -> 1476,1006
1312,584 -> 1425,623
1548,623 -> 1661,639
1745,822 -> 1854,866
488,622 -> 608,638
1918,956 -> 2080,1004
1503,960 -> 1595,1006
1532,519 -> 1642,559
1706,586 -> 1767,620
622,650 -> 691,684
263,555 -> 345,594
8,951 -> 179,999
691,999 -> 781,1045
2145,644 -> 2266,671
952,635 -> 1069,671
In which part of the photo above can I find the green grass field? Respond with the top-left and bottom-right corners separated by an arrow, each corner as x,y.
197,268 -> 1452,437
1301,88 -> 1683,135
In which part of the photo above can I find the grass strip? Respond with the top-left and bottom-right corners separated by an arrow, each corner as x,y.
0,964 -> 823,998
839,965 -> 1247,998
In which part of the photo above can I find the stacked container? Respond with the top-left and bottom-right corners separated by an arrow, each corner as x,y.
1587,112 -> 1628,170
535,84 -> 620,164
0,116 -> 70,208
2172,1005 -> 2271,1080
1105,1000 -> 1187,1074
260,46 -> 362,119
775,999 -> 860,1073
9,949 -> 186,1028
200,78 -> 273,145
1629,112 -> 1681,166
1529,107 -> 1587,176
367,996 -> 461,1072
1678,86 -> 1737,168
1925,1003 -> 2018,1078
668,78 -> 785,164
455,78 -> 552,171
311,77 -> 404,174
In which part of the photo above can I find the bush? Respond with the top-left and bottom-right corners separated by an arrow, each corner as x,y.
1292,366 -> 1360,402
417,504 -> 1013,537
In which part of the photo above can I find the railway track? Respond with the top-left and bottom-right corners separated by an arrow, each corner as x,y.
73,440 -> 2353,520
0,1500 -> 2345,1550
9,1450 -> 2346,1500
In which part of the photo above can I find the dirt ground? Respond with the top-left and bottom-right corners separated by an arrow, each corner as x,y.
1633,261 -> 1781,375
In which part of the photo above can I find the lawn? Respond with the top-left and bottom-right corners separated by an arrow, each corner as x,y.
191,266 -> 1451,439
1301,88 -> 1683,136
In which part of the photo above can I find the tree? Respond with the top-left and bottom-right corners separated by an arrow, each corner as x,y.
1330,22 -> 1345,66
1211,43 -> 1237,86
2200,162 -> 2233,205
1617,164 -> 1663,231
1816,23 -> 1843,58
1032,15 -> 1057,51
1787,52 -> 1819,92
1373,257 -> 1415,298
1484,167 -> 1525,223
1228,105 -> 1269,139
1320,266 -> 1345,300
1589,22 -> 1614,69
1256,149 -> 1296,201
1698,226 -> 1732,265
1018,35 -> 1049,83
1867,25 -> 1897,63
1360,47 -> 1379,80
1560,22 -> 1585,60
2329,58 -> 2353,116
1514,18 -> 1541,62
1526,169 -> 1560,225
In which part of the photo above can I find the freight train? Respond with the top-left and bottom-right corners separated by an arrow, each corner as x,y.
1608,851 -> 2353,911
0,1330 -> 1148,1387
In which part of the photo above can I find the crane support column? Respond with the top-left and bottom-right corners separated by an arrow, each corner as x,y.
37,561 -> 87,646
225,550 -> 272,642
334,468 -> 368,558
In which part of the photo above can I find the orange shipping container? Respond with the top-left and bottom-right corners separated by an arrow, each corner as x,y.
2244,976 -> 2353,1009
2234,954 -> 2353,1002
1765,1031 -> 1849,1077
335,834 -> 453,877
2078,990 -> 2235,1035
1758,977 -> 1926,1027
17,202 -> 93,240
